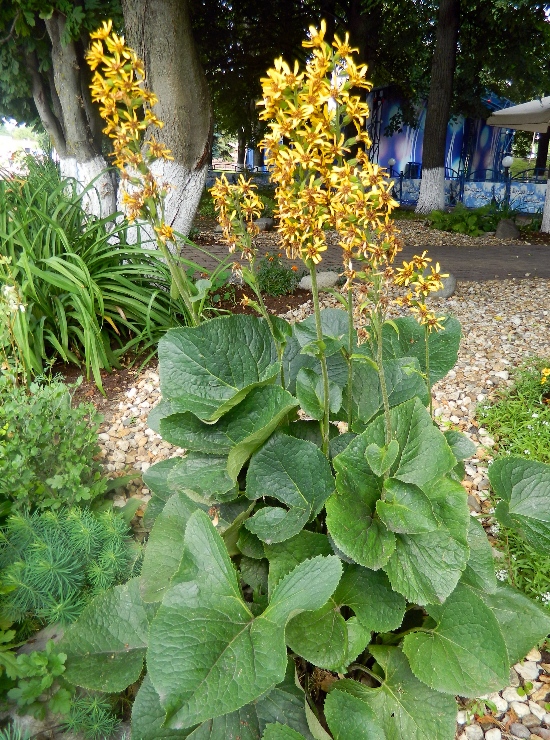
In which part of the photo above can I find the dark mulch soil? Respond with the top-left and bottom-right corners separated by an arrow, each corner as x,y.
53,360 -> 151,409
521,229 -> 550,245
213,287 -> 311,315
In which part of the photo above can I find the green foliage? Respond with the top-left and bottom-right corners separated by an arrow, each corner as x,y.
0,508 -> 136,626
0,157 -> 194,389
62,694 -> 121,740
257,252 -> 301,297
57,312 -> 550,739
428,203 -> 517,237
0,377 -> 104,510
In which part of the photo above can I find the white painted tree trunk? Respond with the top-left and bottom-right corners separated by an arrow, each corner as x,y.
60,155 -> 117,219
415,167 -> 446,214
541,178 -> 550,233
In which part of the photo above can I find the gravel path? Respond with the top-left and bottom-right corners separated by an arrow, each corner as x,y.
97,277 -> 550,738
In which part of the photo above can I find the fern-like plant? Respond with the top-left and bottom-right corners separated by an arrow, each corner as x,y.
0,508 -> 137,626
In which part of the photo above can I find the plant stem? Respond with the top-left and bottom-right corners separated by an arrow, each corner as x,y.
159,240 -> 199,327
376,312 -> 392,446
248,257 -> 286,387
348,663 -> 383,685
310,262 -> 331,457
347,285 -> 354,427
425,324 -> 433,416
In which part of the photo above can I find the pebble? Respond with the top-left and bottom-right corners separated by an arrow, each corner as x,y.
516,662 -> 541,681
485,729 -> 502,740
464,725 -> 484,740
531,729 -> 550,740
511,701 -> 532,718
510,724 -> 533,739
503,687 -> 528,704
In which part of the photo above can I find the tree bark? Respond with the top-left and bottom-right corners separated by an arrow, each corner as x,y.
237,130 -> 246,166
415,0 -> 460,214
121,0 -> 213,237
24,50 -> 67,158
535,128 -> 550,174
44,11 -> 116,218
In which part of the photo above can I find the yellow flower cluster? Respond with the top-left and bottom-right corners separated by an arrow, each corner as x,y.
394,252 -> 447,332
541,368 -> 550,385
210,174 -> 264,261
86,20 -> 173,228
258,21 -> 398,270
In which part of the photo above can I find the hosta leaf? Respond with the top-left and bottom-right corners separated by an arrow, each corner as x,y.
347,357 -> 428,429
477,584 -> 550,665
245,433 -> 335,543
287,565 -> 405,671
323,691 -> 386,740
489,456 -> 550,553
148,510 -> 342,729
264,531 -> 333,594
380,315 -> 461,385
383,476 -> 470,604
296,368 -> 342,420
159,315 -> 279,422
460,517 -> 497,594
159,386 -> 298,480
402,583 -> 509,696
376,479 -> 440,534
142,458 -> 181,528
332,646 -> 457,740
168,453 -> 237,504
140,492 -> 203,603
61,578 -> 148,692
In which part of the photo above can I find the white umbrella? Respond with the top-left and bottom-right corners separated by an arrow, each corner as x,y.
487,96 -> 550,132
487,96 -> 550,231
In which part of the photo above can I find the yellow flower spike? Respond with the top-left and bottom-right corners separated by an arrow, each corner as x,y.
154,224 -> 175,244
90,19 -> 113,40
303,21 -> 327,48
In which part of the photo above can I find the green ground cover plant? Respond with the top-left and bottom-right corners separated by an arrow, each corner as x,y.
0,377 -> 104,511
0,507 -> 137,626
257,252 -> 301,296
478,359 -> 550,608
54,22 -> 550,740
428,202 -> 517,236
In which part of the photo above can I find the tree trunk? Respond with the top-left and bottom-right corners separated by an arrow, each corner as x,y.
237,130 -> 246,166
44,11 -> 116,218
415,0 -> 460,214
541,180 -> 550,232
535,128 -> 550,175
121,0 -> 213,238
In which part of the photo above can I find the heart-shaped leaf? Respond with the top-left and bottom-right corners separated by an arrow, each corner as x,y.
264,531 -> 333,594
376,479 -> 440,534
159,315 -> 279,422
147,510 -> 342,729
245,433 -> 335,543
159,386 -> 299,480
332,647 -> 457,740
365,440 -> 399,477
443,430 -> 476,461
168,453 -> 237,504
296,368 -> 342,420
489,456 -> 550,553
403,583 -> 509,696
460,517 -> 497,594
383,476 -> 470,604
323,691 -> 386,740
61,578 -> 149,692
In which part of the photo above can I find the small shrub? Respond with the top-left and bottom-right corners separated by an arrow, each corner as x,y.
62,694 -> 121,740
0,378 -> 104,510
257,252 -> 301,296
428,202 -> 518,237
0,507 -> 137,626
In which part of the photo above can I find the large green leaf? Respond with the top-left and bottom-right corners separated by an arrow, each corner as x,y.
380,315 -> 461,385
159,386 -> 298,480
159,315 -> 279,422
376,479 -> 440,534
294,308 -> 350,351
283,334 -> 348,395
489,456 -> 550,552
264,531 -> 333,595
347,357 -> 428,430
133,662 -> 315,740
61,579 -> 149,692
332,647 -> 457,740
402,583 -> 509,696
383,476 -> 470,604
296,368 -> 342,420
147,510 -> 342,730
443,430 -> 476,462
168,453 -> 237,504
460,517 -> 497,593
142,457 -> 181,528
286,565 -> 405,671
477,584 -> 550,665
263,726 -> 306,740
323,691 -> 386,740
245,433 -> 335,543
140,492 -> 201,603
